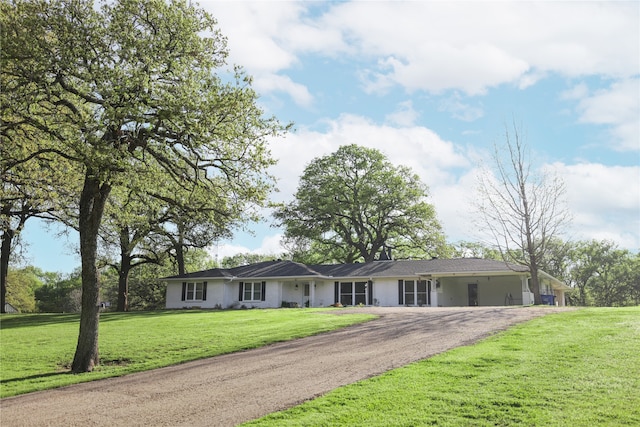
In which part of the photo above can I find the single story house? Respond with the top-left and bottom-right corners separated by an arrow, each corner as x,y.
164,258 -> 569,309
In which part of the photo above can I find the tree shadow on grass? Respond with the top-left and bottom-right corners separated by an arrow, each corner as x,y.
0,370 -> 73,386
0,310 -> 206,329
0,313 -> 80,329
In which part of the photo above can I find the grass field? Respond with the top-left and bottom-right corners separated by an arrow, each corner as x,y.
0,308 -> 374,398
244,307 -> 640,427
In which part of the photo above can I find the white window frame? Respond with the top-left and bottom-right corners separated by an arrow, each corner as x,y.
243,282 -> 262,302
340,281 -> 368,306
186,282 -> 204,301
401,279 -> 429,306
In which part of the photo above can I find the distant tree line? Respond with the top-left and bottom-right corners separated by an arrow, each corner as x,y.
4,248 -> 215,313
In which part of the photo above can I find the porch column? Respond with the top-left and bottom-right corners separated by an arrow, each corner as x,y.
309,280 -> 315,307
430,278 -> 438,307
556,289 -> 565,307
521,275 -> 533,305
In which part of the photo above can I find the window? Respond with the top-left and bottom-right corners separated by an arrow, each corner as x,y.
337,281 -> 370,306
417,280 -> 428,306
399,279 -> 430,306
340,282 -> 353,306
404,280 -> 415,305
181,282 -> 207,302
239,282 -> 266,302
354,281 -> 367,305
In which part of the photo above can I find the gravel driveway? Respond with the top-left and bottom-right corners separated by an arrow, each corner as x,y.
1,306 -> 572,426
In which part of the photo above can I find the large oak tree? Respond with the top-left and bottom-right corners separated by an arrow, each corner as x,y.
1,0 -> 286,372
275,144 -> 446,263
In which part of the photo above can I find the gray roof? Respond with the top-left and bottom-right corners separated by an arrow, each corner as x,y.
165,258 -> 530,280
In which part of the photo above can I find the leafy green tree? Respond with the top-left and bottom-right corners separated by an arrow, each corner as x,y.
1,0 -> 286,372
275,144 -> 446,263
449,241 -> 502,260
0,142 -> 78,313
221,252 -> 278,268
537,237 -> 576,284
476,124 -> 570,304
152,203 -> 231,275
588,246 -> 633,307
102,248 -> 214,310
567,240 -> 605,306
567,240 -> 638,307
99,187 -> 166,311
624,253 -> 640,305
35,269 -> 83,313
5,266 -> 45,312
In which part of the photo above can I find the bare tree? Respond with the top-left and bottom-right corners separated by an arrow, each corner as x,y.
476,124 -> 570,304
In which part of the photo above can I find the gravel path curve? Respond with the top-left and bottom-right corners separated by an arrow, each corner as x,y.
1,306 -> 573,426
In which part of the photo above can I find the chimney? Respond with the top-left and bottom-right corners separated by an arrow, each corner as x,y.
378,245 -> 392,261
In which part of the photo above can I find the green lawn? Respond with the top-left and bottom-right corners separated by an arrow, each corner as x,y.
244,307 -> 640,427
0,308 -> 374,398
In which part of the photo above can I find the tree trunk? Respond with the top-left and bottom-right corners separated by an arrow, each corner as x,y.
175,223 -> 186,275
579,283 -> 587,306
176,245 -> 186,275
116,229 -> 131,312
529,262 -> 542,305
71,173 -> 111,373
117,263 -> 130,312
0,228 -> 14,314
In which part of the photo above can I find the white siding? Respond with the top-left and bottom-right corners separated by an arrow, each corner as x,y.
372,279 -> 400,306
165,274 -> 535,309
165,280 -> 224,309
438,276 -> 524,306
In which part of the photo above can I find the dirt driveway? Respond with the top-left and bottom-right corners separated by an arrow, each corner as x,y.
1,306 -> 572,426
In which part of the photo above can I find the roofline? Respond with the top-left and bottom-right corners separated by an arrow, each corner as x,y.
165,271 -> 530,281
164,274 -> 333,282
539,270 -> 571,290
416,270 -> 528,277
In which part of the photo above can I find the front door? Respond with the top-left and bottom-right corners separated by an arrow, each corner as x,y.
468,283 -> 478,306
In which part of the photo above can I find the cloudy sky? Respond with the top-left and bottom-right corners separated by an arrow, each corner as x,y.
23,1 -> 639,272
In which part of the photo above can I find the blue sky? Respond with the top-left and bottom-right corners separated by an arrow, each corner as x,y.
20,1 -> 640,273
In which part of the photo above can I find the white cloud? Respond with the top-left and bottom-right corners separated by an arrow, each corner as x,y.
560,83 -> 590,101
254,73 -> 314,107
429,168 -> 484,244
438,93 -> 484,122
548,162 -> 640,249
204,1 -> 303,73
203,2 -> 639,97
320,2 -> 638,94
575,78 -> 640,151
362,44 -> 529,96
384,100 -> 420,127
438,159 -> 640,251
269,114 -> 470,200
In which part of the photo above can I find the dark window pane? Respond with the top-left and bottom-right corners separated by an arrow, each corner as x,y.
417,280 -> 427,293
341,282 -> 352,293
405,293 -> 415,305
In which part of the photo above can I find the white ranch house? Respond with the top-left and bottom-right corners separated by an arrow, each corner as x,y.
165,258 -> 569,309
